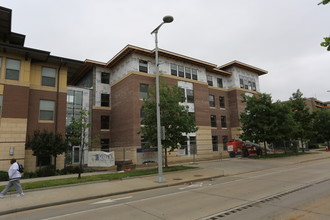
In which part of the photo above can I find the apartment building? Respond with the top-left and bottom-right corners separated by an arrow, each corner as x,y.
0,7 -> 83,171
70,45 -> 267,164
305,97 -> 330,111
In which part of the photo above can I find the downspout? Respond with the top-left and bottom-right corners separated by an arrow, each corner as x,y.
55,59 -> 63,133
54,60 -> 63,169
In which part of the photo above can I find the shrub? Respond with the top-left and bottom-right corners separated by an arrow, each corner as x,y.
0,171 -> 8,181
36,166 -> 57,177
60,166 -> 82,175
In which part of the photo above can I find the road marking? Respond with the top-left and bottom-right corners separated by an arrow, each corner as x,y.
91,196 -> 132,205
179,183 -> 203,190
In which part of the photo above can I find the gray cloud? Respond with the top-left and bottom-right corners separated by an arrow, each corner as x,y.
3,0 -> 330,101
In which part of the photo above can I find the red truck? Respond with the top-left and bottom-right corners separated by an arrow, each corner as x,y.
227,139 -> 263,158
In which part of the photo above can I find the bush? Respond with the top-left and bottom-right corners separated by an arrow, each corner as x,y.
36,166 -> 57,177
22,171 -> 38,179
60,166 -> 82,175
0,171 -> 8,181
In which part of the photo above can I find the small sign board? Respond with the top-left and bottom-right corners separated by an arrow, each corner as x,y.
136,148 -> 158,164
88,151 -> 115,167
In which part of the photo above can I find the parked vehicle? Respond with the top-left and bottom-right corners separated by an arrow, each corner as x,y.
227,139 -> 263,158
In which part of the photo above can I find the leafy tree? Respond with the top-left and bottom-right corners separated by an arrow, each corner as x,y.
320,37 -> 330,51
26,129 -> 68,168
270,101 -> 296,150
288,89 -> 313,152
312,109 -> 330,147
66,110 -> 91,179
140,80 -> 198,167
240,93 -> 274,154
318,0 -> 330,50
318,0 -> 330,5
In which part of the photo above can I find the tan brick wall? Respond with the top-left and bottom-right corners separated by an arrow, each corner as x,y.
0,118 -> 27,171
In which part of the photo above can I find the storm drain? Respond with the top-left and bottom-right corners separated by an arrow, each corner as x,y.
199,178 -> 330,220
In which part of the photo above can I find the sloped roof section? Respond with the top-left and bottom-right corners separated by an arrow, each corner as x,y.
218,60 -> 268,76
0,6 -> 25,46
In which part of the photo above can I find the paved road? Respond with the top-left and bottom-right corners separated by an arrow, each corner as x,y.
1,153 -> 330,220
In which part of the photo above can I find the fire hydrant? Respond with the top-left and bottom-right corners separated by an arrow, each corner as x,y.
326,147 -> 329,152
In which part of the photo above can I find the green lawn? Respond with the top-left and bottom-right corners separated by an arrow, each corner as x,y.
249,151 -> 317,159
0,165 -> 197,192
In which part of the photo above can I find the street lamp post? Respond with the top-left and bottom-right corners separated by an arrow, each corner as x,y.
151,15 -> 174,183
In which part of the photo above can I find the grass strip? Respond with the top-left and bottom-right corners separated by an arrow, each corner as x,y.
0,165 -> 196,192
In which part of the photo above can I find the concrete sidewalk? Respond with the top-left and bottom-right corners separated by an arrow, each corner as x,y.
0,150 -> 329,215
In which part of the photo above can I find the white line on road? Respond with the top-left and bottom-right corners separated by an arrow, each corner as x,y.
91,196 -> 132,205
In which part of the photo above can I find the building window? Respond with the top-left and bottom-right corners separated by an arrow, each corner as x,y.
207,75 -> 213,86
185,67 -> 191,79
192,69 -> 198,80
73,146 -> 80,163
219,96 -> 225,108
190,136 -> 197,155
209,95 -> 215,107
217,78 -> 223,88
210,115 -> 217,127
240,78 -> 244,88
0,95 -> 3,117
66,90 -> 83,125
101,72 -> 110,84
101,115 -> 110,129
101,139 -> 110,152
221,115 -> 227,128
212,136 -> 218,151
39,100 -> 55,121
5,58 -> 20,81
140,84 -> 148,99
178,65 -> 184,77
101,94 -> 110,107
223,136 -> 228,151
187,89 -> 194,103
252,82 -> 256,91
139,60 -> 148,73
171,63 -> 178,76
41,67 -> 56,87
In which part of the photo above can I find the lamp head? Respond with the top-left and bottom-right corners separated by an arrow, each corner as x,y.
163,16 -> 174,23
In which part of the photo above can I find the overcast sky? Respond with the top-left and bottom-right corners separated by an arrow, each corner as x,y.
1,0 -> 329,101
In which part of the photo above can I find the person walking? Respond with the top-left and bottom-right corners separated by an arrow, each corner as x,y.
0,158 -> 24,198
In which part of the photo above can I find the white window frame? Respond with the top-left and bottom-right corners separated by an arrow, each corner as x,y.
39,100 -> 55,121
5,58 -> 20,81
41,67 -> 56,87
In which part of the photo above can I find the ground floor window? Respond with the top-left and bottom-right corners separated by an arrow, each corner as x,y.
212,136 -> 218,151
73,146 -> 80,164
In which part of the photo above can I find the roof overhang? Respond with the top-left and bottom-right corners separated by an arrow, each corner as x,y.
218,60 -> 268,76
106,45 -> 231,76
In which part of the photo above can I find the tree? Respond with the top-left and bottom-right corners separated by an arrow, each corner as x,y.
288,89 -> 313,152
312,109 -> 330,147
318,0 -> 330,51
26,129 -> 68,169
270,101 -> 296,151
66,110 -> 91,179
240,93 -> 274,154
140,80 -> 198,167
